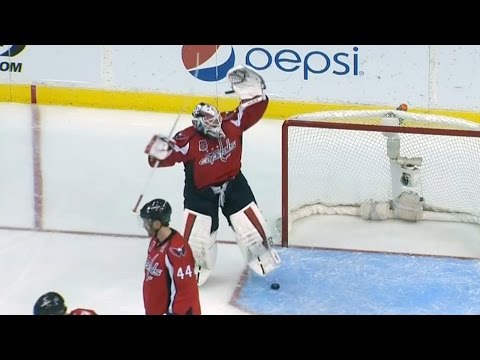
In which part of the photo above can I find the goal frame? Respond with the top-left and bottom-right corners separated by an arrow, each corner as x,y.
281,119 -> 480,247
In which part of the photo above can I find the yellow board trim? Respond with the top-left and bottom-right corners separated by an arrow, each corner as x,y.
2,84 -> 480,123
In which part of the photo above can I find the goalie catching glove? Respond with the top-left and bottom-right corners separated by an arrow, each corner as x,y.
226,65 -> 266,101
144,134 -> 175,160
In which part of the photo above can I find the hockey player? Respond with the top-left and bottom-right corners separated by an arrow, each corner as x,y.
144,65 -> 281,286
33,291 -> 97,315
140,198 -> 201,315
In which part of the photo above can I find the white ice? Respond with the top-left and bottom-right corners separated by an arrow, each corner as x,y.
1,103 -> 479,315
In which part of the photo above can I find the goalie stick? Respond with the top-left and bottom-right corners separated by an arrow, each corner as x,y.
131,53 -> 200,214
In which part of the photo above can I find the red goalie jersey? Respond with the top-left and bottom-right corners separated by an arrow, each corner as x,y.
149,96 -> 268,189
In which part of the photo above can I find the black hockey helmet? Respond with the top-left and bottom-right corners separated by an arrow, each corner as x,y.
140,199 -> 172,226
33,291 -> 67,315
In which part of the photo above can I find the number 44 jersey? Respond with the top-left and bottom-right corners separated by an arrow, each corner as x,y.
143,229 -> 201,315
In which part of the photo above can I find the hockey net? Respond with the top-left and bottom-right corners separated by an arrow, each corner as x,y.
278,109 -> 480,247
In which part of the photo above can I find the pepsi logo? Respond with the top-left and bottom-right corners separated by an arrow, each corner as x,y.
182,45 -> 235,82
0,45 -> 26,57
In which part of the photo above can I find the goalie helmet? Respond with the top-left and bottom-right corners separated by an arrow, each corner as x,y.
140,198 -> 172,226
192,102 -> 225,139
33,291 -> 67,315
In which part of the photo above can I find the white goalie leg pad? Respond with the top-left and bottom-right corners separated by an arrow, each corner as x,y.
183,209 -> 218,286
393,191 -> 424,221
229,202 -> 281,277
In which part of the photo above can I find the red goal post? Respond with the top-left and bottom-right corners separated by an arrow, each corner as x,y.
279,109 -> 480,247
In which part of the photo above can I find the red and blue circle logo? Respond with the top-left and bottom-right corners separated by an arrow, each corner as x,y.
182,45 -> 235,82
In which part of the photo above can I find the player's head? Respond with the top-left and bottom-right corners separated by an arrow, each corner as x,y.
192,102 -> 225,139
33,291 -> 67,315
140,198 -> 172,236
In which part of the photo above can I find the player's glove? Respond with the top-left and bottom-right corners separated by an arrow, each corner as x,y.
144,134 -> 175,160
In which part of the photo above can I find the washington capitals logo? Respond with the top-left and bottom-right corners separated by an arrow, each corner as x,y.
42,297 -> 59,308
170,246 -> 186,258
145,254 -> 162,281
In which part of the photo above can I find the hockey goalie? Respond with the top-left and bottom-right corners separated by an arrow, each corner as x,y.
144,65 -> 281,286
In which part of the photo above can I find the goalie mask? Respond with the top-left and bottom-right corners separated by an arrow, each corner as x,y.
192,102 -> 225,139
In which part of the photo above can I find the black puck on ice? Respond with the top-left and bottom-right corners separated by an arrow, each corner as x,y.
271,283 -> 280,290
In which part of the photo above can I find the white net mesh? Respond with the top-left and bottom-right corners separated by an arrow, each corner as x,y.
279,109 -> 480,246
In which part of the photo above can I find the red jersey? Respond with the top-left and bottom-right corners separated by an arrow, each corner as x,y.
149,96 -> 268,189
143,229 -> 201,315
70,308 -> 97,315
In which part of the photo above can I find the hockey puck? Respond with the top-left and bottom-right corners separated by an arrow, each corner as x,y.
271,283 -> 280,290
